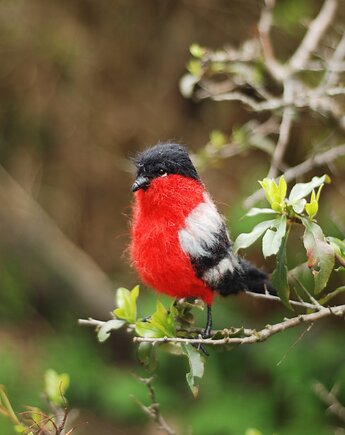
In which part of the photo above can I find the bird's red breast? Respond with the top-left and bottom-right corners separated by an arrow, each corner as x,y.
130,174 -> 214,304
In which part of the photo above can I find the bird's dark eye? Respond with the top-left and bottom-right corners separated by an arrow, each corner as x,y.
158,168 -> 167,176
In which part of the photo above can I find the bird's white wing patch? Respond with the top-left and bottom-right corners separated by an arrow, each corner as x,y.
202,256 -> 240,285
178,193 -> 224,258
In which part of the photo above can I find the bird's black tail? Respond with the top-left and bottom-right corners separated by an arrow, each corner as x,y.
216,257 -> 275,297
238,257 -> 276,295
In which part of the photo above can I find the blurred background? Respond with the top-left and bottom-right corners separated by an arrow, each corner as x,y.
0,0 -> 344,434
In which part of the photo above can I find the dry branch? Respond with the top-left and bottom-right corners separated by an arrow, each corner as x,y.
133,304 -> 345,346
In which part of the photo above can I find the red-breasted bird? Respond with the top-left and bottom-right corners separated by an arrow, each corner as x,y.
130,143 -> 274,337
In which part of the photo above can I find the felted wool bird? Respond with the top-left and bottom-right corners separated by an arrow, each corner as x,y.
130,143 -> 273,337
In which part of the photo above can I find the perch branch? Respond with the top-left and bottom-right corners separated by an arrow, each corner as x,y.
133,304 -> 345,346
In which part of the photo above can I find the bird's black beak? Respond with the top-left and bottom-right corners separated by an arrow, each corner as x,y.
132,175 -> 151,192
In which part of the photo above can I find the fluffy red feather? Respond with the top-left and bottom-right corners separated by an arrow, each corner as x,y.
130,174 -> 214,305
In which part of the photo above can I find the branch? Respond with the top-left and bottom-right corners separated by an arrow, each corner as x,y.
267,81 -> 295,177
244,143 -> 345,207
323,32 -> 345,88
132,377 -> 176,435
133,304 -> 345,346
313,381 -> 345,423
244,291 -> 320,310
289,0 -> 338,72
0,165 -> 114,317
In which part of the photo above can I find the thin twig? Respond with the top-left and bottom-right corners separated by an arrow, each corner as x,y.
323,32 -> 345,87
132,377 -> 176,435
276,323 -> 314,366
244,144 -> 345,207
289,0 -> 338,72
267,81 -> 295,178
244,290 -> 320,310
313,381 -> 345,423
133,304 -> 345,346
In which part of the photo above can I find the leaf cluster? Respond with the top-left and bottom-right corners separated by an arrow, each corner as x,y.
235,175 -> 344,307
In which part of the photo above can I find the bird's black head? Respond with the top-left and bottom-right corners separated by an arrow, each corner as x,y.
132,143 -> 199,192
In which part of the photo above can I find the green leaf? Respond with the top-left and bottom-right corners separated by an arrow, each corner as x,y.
135,301 -> 176,338
245,208 -> 277,217
181,343 -> 204,398
114,285 -> 139,323
137,342 -> 158,372
97,319 -> 126,343
187,59 -> 202,76
259,176 -> 286,208
292,198 -> 306,214
234,219 -> 275,252
262,216 -> 287,258
305,190 -> 318,219
271,232 -> 292,309
189,43 -> 205,58
327,236 -> 345,260
288,175 -> 330,204
209,130 -> 226,148
44,369 -> 70,406
302,219 -> 335,294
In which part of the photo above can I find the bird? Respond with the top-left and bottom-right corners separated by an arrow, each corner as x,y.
130,142 -> 274,338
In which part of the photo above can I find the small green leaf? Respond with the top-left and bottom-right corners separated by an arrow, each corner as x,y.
137,342 -> 158,372
114,286 -> 139,323
305,191 -> 318,219
327,236 -> 345,260
288,175 -> 330,204
278,176 -> 287,201
181,343 -> 204,398
209,130 -> 226,148
189,43 -> 205,58
245,208 -> 277,217
234,219 -> 275,252
292,198 -> 306,214
271,232 -> 292,309
97,319 -> 126,342
187,59 -> 202,76
44,369 -> 70,406
179,73 -> 199,98
135,301 -> 176,338
262,216 -> 287,258
302,219 -> 335,294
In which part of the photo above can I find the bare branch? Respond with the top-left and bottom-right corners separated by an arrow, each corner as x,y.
244,291 -> 320,310
267,81 -> 295,177
132,377 -> 176,435
258,0 -> 286,81
0,165 -> 114,317
133,304 -> 345,346
323,32 -> 345,88
289,0 -> 338,72
313,381 -> 345,423
244,144 -> 345,207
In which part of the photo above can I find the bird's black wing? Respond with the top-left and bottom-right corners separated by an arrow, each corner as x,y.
178,194 -> 245,295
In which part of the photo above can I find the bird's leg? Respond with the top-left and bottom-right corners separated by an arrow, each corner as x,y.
203,305 -> 213,338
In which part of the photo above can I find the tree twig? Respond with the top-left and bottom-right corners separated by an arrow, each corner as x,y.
313,381 -> 345,423
289,0 -> 338,72
267,81 -> 295,178
133,304 -> 345,346
244,144 -> 345,207
132,377 -> 176,435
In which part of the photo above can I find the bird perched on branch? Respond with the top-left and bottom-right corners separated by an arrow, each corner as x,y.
130,143 -> 273,337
